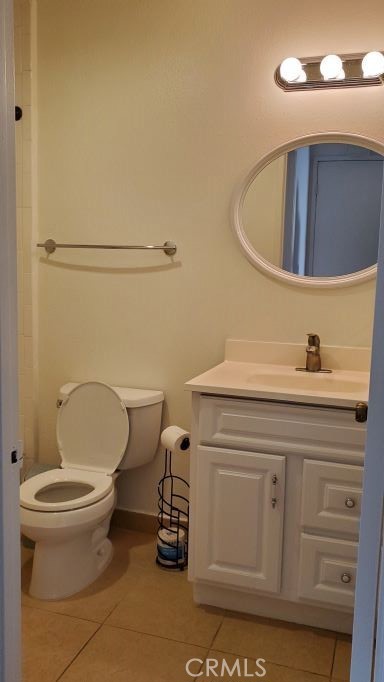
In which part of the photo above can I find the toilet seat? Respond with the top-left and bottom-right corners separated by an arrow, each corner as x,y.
20,468 -> 113,512
57,381 -> 130,474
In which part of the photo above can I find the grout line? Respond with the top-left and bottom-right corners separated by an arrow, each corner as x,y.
194,650 -> 210,681
21,603 -> 101,626
330,637 -> 337,678
55,622 -> 103,681
208,613 -> 225,650
99,620 -> 210,650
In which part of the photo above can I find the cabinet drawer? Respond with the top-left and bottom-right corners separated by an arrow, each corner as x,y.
301,459 -> 363,537
298,534 -> 357,609
199,396 -> 366,459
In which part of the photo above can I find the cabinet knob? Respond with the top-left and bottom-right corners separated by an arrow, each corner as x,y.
345,497 -> 356,509
341,573 -> 352,584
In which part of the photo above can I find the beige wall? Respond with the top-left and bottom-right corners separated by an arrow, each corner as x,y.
36,0 -> 382,514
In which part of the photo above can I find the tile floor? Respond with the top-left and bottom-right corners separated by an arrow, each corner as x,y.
21,527 -> 351,681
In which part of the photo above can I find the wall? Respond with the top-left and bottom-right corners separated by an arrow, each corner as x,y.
14,0 -> 37,472
35,0 -> 383,514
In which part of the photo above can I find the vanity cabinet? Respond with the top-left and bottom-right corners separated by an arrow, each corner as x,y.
189,393 -> 366,633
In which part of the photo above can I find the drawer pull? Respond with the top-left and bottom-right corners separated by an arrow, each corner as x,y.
341,572 -> 352,584
271,474 -> 278,509
345,497 -> 356,509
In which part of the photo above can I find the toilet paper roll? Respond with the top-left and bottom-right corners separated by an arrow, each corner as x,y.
161,425 -> 190,453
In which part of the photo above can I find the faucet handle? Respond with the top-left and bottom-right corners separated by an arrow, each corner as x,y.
307,333 -> 320,348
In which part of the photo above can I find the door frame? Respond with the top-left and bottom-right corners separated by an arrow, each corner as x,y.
351,178 -> 384,681
0,0 -> 22,680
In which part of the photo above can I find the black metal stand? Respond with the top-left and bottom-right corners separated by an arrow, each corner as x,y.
157,449 -> 189,570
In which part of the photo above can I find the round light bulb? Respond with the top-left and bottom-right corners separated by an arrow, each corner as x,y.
279,57 -> 303,83
296,69 -> 307,83
320,54 -> 343,80
362,51 -> 384,77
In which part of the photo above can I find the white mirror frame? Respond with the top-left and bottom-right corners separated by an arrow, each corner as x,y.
232,132 -> 384,288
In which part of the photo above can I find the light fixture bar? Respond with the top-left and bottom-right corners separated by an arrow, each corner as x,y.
275,52 -> 384,91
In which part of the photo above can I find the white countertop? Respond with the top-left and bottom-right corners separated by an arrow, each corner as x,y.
185,341 -> 370,407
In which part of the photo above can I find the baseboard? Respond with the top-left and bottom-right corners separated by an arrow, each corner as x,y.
193,582 -> 353,634
112,509 -> 189,535
111,509 -> 158,534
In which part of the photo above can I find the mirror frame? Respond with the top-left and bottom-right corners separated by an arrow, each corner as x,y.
232,132 -> 384,288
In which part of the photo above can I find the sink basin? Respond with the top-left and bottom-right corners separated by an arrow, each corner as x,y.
247,370 -> 368,394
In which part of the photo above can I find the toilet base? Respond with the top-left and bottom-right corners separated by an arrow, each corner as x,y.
29,523 -> 113,600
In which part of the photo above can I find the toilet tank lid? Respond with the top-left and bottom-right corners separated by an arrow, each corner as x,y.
60,383 -> 164,408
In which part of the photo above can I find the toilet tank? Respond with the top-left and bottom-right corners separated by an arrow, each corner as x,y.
59,383 -> 164,470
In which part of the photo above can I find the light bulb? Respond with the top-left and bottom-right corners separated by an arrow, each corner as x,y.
279,57 -> 304,83
362,51 -> 384,77
320,54 -> 343,80
296,69 -> 307,83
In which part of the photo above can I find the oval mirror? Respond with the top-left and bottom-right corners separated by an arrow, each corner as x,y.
233,134 -> 384,287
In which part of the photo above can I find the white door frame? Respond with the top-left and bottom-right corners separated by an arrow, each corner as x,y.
351,182 -> 384,681
0,0 -> 21,680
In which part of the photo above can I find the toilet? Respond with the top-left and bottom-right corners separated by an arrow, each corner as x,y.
20,381 -> 163,600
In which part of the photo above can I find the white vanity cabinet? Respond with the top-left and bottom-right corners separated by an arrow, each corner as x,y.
188,393 -> 366,633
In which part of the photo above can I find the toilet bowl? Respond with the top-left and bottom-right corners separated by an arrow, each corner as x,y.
20,381 -> 163,600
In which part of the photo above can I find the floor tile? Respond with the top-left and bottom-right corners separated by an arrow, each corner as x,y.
197,651 -> 330,681
212,613 -> 335,676
60,624 -> 207,682
21,528 -> 156,623
332,639 -> 352,680
22,606 -> 98,682
105,563 -> 224,647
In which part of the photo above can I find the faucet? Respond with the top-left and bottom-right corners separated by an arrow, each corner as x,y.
296,334 -> 332,373
306,333 -> 322,372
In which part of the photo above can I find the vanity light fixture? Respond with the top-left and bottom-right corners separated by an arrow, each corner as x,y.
276,51 -> 384,91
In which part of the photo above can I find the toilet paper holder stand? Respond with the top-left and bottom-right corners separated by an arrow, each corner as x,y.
157,448 -> 189,570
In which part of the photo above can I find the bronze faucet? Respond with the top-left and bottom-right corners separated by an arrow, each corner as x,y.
296,334 -> 332,373
306,333 -> 321,372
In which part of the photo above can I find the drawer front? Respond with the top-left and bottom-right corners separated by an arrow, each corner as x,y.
301,459 -> 363,537
298,534 -> 357,609
199,396 -> 366,460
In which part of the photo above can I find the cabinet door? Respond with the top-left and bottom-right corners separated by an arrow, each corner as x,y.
193,446 -> 285,593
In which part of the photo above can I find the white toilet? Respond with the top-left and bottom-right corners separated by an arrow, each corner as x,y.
20,381 -> 163,600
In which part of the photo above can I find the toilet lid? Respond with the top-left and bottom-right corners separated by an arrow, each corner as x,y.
57,381 -> 129,474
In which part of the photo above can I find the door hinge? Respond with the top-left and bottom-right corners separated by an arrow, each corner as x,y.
271,473 -> 278,508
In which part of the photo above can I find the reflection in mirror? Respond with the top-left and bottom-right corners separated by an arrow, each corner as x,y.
242,143 -> 384,277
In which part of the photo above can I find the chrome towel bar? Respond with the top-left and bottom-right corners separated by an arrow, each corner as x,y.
37,238 -> 177,256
